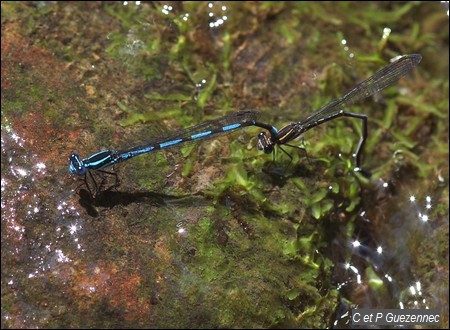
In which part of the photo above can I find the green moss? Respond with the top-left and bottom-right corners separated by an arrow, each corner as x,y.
366,266 -> 387,292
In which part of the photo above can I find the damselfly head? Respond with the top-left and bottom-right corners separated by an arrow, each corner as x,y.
257,132 -> 274,154
68,152 -> 87,176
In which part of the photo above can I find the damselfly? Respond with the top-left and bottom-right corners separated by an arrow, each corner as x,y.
69,110 -> 276,176
257,54 -> 422,170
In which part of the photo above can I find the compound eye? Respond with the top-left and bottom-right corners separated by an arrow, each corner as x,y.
264,145 -> 274,154
69,152 -> 78,161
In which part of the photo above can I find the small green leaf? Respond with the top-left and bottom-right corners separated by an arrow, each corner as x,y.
311,188 -> 328,203
144,92 -> 191,101
311,203 -> 321,219
321,200 -> 334,214
283,239 -> 299,256
197,72 -> 217,109
287,289 -> 301,301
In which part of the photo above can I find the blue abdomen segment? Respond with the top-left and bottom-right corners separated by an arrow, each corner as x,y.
119,146 -> 155,161
160,139 -> 183,148
191,131 -> 212,139
222,123 -> 241,131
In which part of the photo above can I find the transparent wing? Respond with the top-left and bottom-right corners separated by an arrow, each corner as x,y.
120,110 -> 260,154
299,54 -> 421,130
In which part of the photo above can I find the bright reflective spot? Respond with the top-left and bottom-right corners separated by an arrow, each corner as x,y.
16,168 -> 28,177
410,285 -> 416,295
341,39 -> 347,45
350,265 -> 359,274
416,281 -> 421,293
337,281 -> 347,290
382,182 -> 388,188
69,224 -> 78,234
352,240 -> 361,248
11,133 -> 21,142
409,195 -> 416,202
208,5 -> 228,29
13,225 -> 24,233
55,249 -> 71,263
382,27 -> 391,39
377,246 -> 383,254
36,162 -> 46,170
425,196 -> 432,203
162,4 -> 172,15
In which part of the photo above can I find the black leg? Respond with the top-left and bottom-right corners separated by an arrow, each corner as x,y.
80,169 -> 121,199
278,145 -> 293,169
87,170 -> 99,198
97,169 -> 120,190
273,139 -> 310,165
283,142 -> 309,160
339,111 -> 367,169
304,111 -> 367,168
